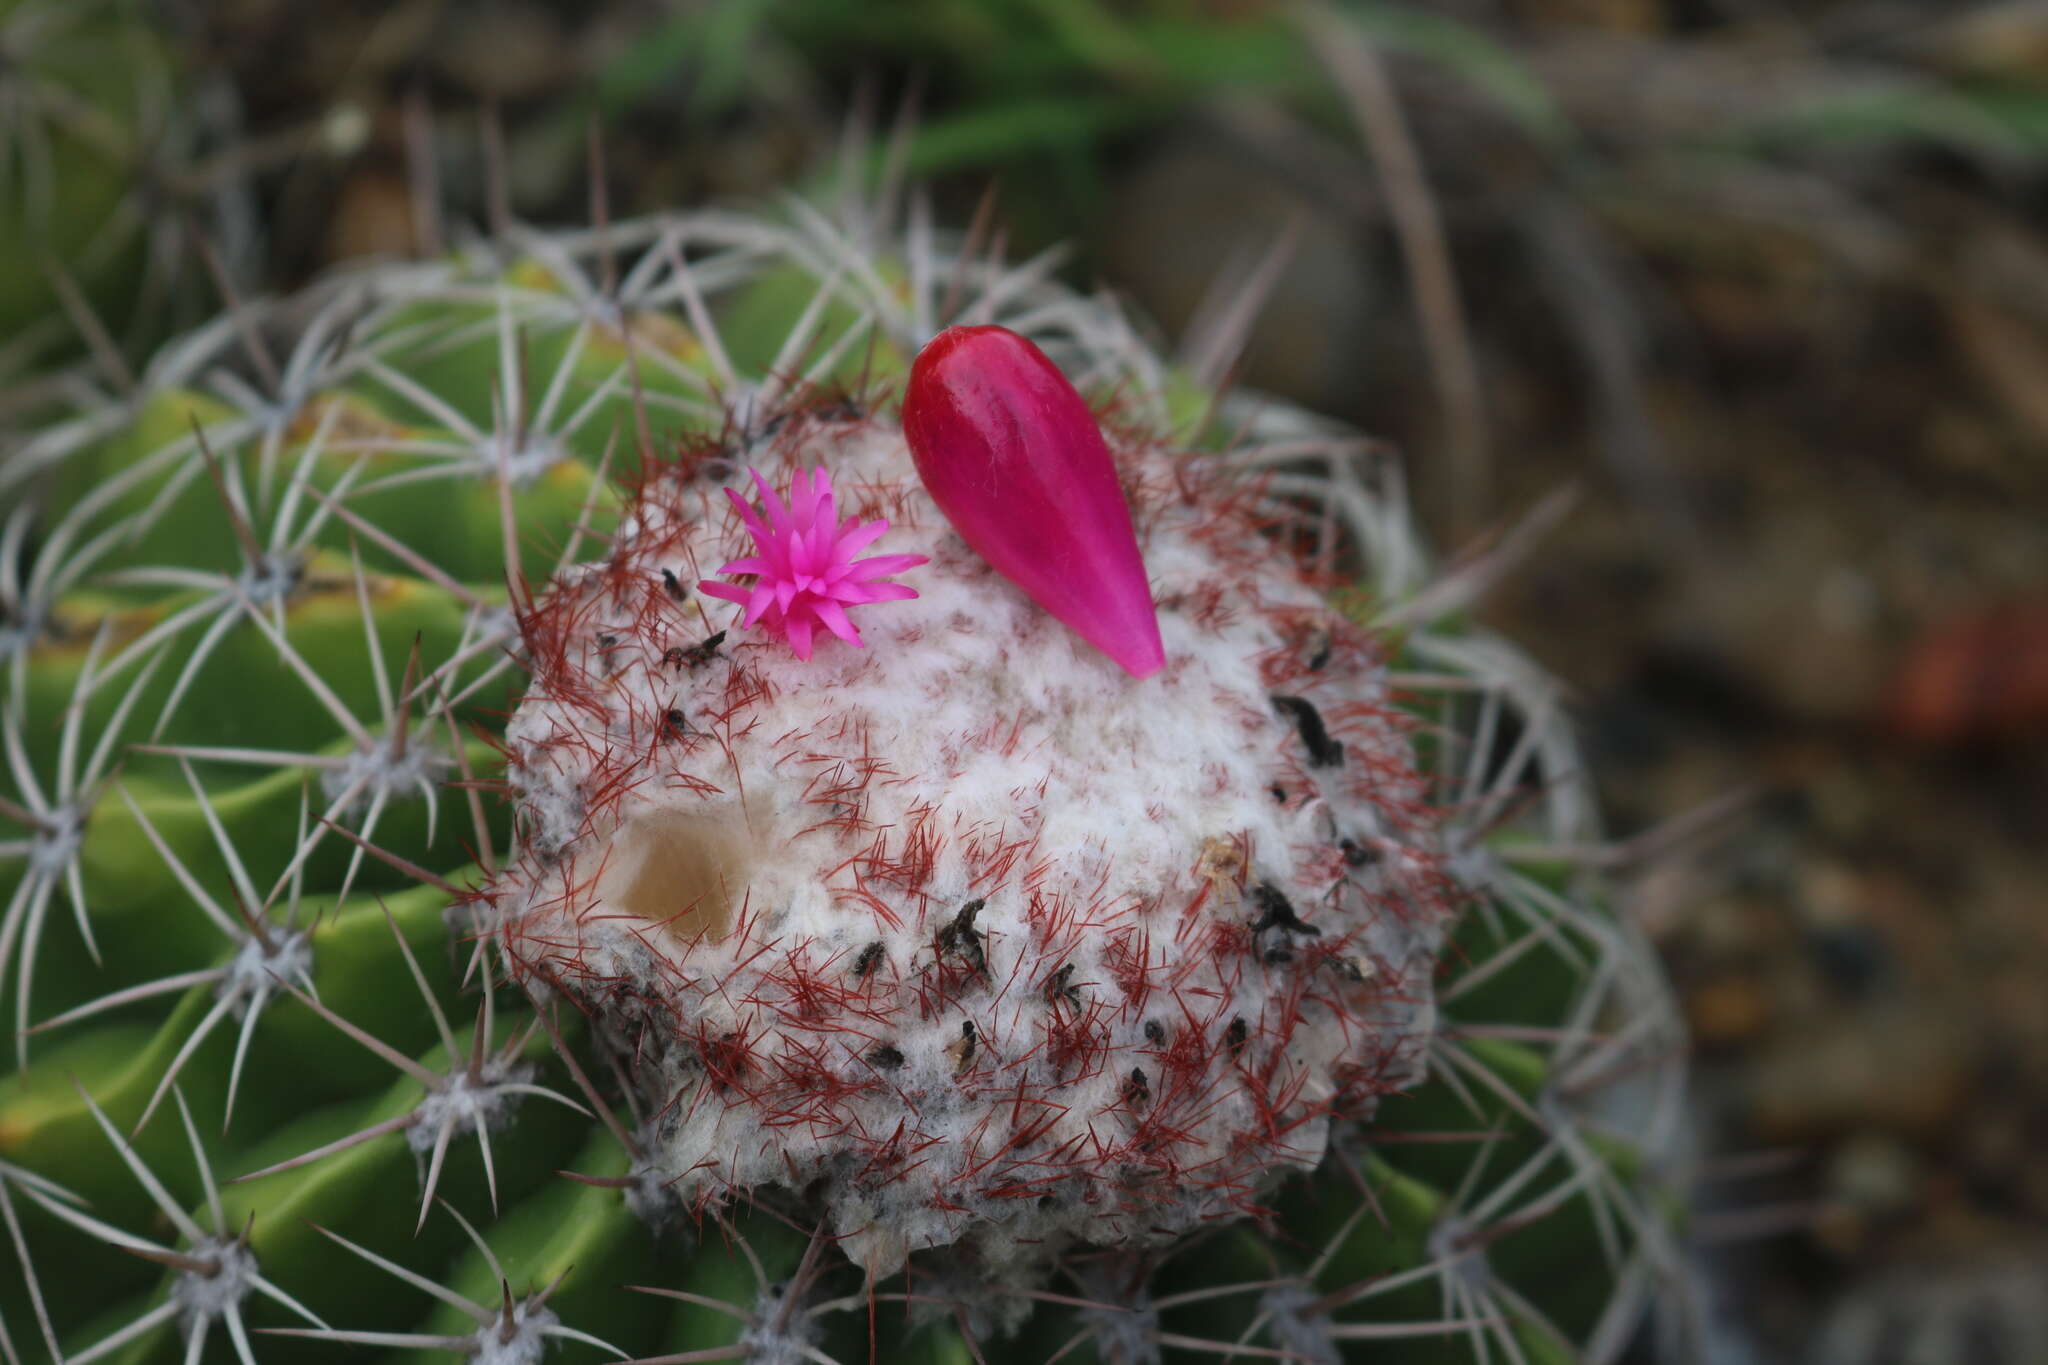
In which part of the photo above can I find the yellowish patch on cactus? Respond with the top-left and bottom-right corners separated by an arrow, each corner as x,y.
296,558 -> 412,613
287,393 -> 417,457
33,598 -> 166,659
543,458 -> 596,497
595,309 -> 703,364
505,258 -> 567,294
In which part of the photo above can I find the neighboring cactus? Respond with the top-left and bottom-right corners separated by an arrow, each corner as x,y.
0,0 -> 237,386
0,193 -> 1693,1364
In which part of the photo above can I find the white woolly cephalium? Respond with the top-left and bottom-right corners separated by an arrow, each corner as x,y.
488,400 -> 1466,1278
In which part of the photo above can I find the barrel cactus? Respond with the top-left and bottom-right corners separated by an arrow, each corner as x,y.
0,192 -> 1693,1364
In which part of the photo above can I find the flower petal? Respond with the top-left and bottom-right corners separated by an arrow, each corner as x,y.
845,553 -> 931,581
833,518 -> 890,561
784,613 -> 814,660
838,581 -> 919,604
698,580 -> 750,606
749,467 -> 794,537
744,583 -> 779,627
810,597 -> 864,646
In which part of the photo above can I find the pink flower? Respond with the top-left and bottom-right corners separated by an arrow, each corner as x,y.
698,467 -> 929,660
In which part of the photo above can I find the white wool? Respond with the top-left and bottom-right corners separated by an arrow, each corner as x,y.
495,414 -> 1456,1279
472,1302 -> 561,1365
169,1237 -> 256,1330
406,1058 -> 537,1156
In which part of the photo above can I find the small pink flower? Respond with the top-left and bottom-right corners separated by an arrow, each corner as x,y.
698,467 -> 928,660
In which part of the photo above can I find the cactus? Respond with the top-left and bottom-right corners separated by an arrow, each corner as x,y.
0,0 -> 237,387
0,192 -> 1693,1364
0,0 -> 155,339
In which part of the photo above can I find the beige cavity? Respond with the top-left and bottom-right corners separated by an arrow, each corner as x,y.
599,808 -> 751,944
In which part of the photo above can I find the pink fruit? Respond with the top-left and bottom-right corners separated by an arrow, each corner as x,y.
903,325 -> 1166,678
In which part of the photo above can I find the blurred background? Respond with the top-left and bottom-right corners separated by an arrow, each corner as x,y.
5,0 -> 2046,1359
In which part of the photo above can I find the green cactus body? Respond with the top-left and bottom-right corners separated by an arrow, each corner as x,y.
0,198 -> 1691,1363
0,0 -> 228,385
